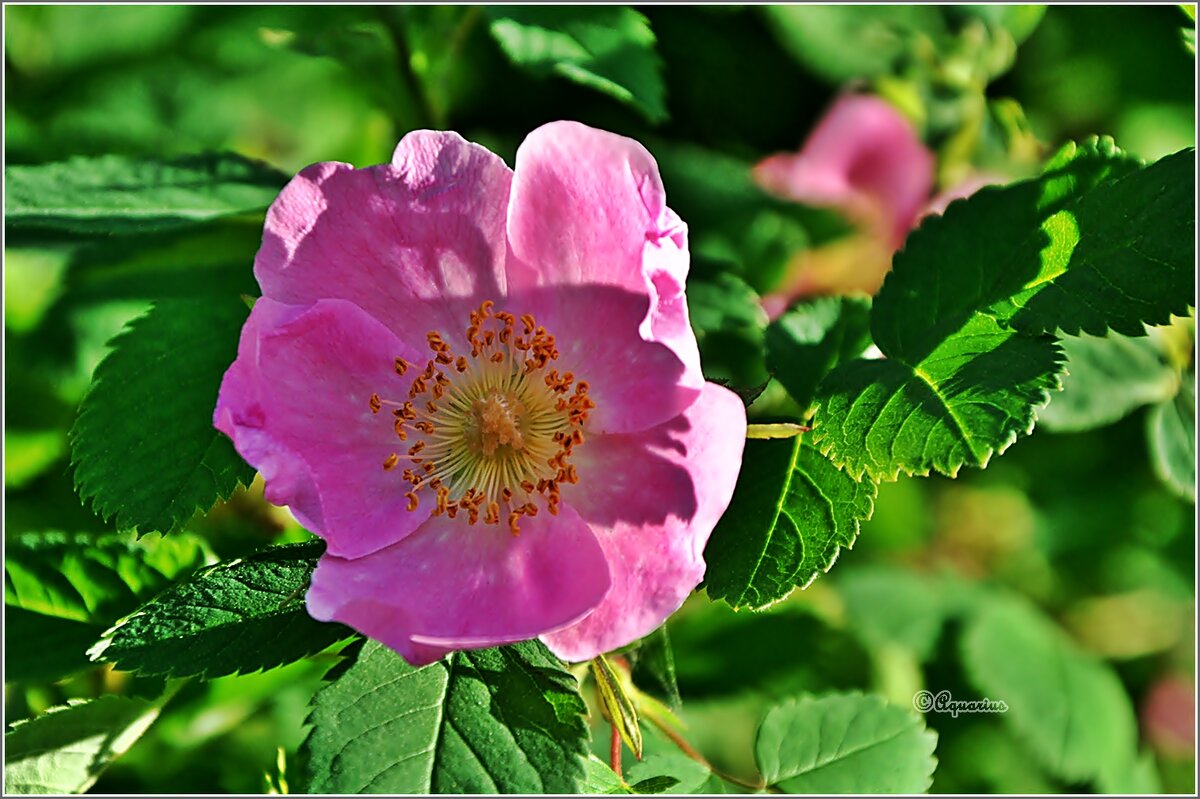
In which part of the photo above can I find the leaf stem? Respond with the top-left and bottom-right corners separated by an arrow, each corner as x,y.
643,710 -> 767,791
746,422 -> 811,439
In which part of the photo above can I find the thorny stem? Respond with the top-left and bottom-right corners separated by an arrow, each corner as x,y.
610,722 -> 623,778
643,711 -> 769,792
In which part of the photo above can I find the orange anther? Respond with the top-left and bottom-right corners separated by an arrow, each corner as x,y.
383,453 -> 399,471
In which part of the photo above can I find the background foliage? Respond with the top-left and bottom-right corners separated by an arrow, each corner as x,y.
4,4 -> 1195,795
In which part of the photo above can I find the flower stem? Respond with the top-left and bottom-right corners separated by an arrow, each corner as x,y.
746,422 -> 811,439
610,722 -> 623,778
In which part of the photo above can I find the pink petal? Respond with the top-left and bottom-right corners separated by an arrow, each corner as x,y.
214,297 -> 434,559
753,94 -> 934,248
515,283 -> 701,434
254,130 -> 513,354
306,502 -> 612,666
540,382 -> 747,661
507,121 -> 703,414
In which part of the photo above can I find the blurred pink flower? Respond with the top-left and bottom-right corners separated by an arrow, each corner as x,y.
1142,674 -> 1196,758
214,122 -> 745,665
754,94 -> 994,311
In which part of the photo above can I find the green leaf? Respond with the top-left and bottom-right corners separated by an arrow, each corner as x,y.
755,693 -> 938,793
629,775 -> 682,794
4,531 -> 213,683
89,542 -> 353,679
625,751 -> 724,794
5,530 -> 212,625
5,153 -> 286,235
303,639 -> 589,793
704,437 -> 876,610
960,594 -> 1138,784
487,7 -> 667,123
766,297 -> 872,415
4,696 -> 162,794
70,297 -> 257,535
812,139 -> 1194,481
1147,377 -> 1196,503
582,754 -> 634,794
629,624 -> 682,710
4,429 -> 66,489
834,566 -> 946,660
687,272 -> 770,390
1037,330 -> 1179,431
760,6 -> 944,83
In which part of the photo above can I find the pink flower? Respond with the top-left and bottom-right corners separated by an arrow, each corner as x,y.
213,122 -> 746,665
753,94 -> 935,306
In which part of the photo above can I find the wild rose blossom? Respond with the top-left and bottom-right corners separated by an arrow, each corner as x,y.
213,121 -> 746,665
753,94 -> 995,313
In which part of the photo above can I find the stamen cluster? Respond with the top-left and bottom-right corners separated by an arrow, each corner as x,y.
369,300 -> 596,535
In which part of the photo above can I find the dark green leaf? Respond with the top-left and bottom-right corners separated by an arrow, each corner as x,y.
687,272 -> 770,390
755,693 -> 938,793
89,542 -> 353,679
812,139 -> 1192,481
629,775 -> 681,794
303,639 -> 589,793
766,297 -> 872,415
487,7 -> 667,123
1147,377 -> 1196,502
960,594 -> 1138,784
705,437 -> 876,610
1037,330 -> 1178,432
70,298 -> 257,535
5,153 -> 286,235
630,624 -> 681,710
4,607 -> 108,685
4,696 -> 162,794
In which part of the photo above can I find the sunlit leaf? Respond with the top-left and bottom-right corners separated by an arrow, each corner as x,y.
70,298 -> 256,536
755,693 -> 938,793
4,696 -> 162,794
5,153 -> 286,235
487,6 -> 667,123
303,639 -> 589,793
89,542 -> 352,679
705,437 -> 876,610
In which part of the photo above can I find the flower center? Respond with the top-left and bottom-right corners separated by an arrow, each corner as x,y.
369,300 -> 594,535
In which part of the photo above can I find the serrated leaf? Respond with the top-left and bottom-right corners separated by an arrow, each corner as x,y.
812,139 -> 1193,481
1147,377 -> 1195,503
70,297 -> 256,535
4,696 -> 161,794
89,542 -> 353,679
960,594 -> 1138,784
704,437 -> 876,609
582,754 -> 634,794
487,7 -> 667,123
766,297 -> 872,415
1037,330 -> 1179,432
303,639 -> 589,793
4,153 -> 286,235
755,693 -> 938,793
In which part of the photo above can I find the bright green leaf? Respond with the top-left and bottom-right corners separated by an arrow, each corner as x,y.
755,693 -> 938,793
960,594 -> 1138,784
766,297 -> 872,415
705,437 -> 876,610
1147,377 -> 1196,503
487,7 -> 667,123
813,139 -> 1193,481
1037,330 -> 1178,432
70,298 -> 257,536
4,696 -> 162,794
4,429 -> 66,489
303,639 -> 589,793
5,153 -> 286,235
89,542 -> 353,679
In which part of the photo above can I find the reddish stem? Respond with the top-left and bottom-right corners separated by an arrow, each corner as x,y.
610,722 -> 623,778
